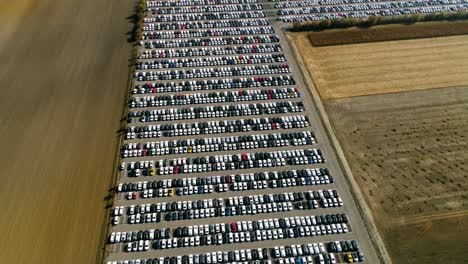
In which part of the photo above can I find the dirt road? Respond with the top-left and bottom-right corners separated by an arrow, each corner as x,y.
0,0 -> 133,263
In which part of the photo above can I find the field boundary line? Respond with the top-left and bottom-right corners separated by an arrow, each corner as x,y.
285,33 -> 392,264
95,1 -> 142,263
95,48 -> 135,264
398,190 -> 468,206
394,209 -> 468,226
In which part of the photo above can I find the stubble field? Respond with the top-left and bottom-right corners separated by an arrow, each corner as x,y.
291,29 -> 468,263
0,0 -> 133,263
292,32 -> 468,99
325,87 -> 468,263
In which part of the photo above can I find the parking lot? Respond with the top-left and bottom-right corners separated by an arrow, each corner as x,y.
101,0 -> 410,263
273,0 -> 468,22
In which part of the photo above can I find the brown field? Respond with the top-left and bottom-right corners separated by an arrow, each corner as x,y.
0,0 -> 132,263
308,21 -> 468,47
325,86 -> 468,263
291,33 -> 468,99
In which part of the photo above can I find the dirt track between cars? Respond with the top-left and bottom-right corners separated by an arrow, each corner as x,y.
0,0 -> 133,263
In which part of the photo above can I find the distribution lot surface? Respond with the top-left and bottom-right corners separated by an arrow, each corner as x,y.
291,32 -> 468,99
0,0 -> 133,263
324,86 -> 468,263
104,1 -> 382,263
307,21 -> 468,46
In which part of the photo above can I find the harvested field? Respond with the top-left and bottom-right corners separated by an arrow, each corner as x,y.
386,214 -> 468,264
325,86 -> 468,263
291,33 -> 468,99
0,1 -> 36,51
0,0 -> 133,263
307,21 -> 468,47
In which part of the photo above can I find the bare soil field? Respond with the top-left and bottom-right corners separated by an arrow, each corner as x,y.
291,33 -> 468,99
307,21 -> 468,47
0,1 -> 39,51
325,86 -> 468,263
0,0 -> 133,263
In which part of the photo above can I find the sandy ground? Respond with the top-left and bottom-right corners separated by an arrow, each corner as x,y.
292,33 -> 468,99
324,86 -> 468,263
0,0 -> 133,263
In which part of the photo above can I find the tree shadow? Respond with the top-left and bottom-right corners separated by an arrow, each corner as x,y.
104,194 -> 113,201
126,13 -> 139,44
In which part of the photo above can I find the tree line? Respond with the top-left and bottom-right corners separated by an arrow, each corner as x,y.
291,11 -> 468,32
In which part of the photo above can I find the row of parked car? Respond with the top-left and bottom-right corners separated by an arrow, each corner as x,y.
125,130 -> 314,150
143,19 -> 269,31
277,0 -> 467,15
135,64 -> 290,81
275,0 -> 464,8
146,0 -> 259,8
130,102 -> 304,123
121,190 -> 342,226
130,91 -> 298,110
150,220 -> 349,251
272,240 -> 364,263
117,167 -> 331,196
111,228 -> 170,244
127,200 -> 338,224
149,148 -> 323,167
129,171 -> 333,198
145,11 -> 266,23
129,172 -> 333,199
108,239 -> 362,264
125,115 -> 309,139
139,35 -> 279,49
125,190 -> 339,216
170,214 -> 349,239
139,45 -> 283,59
133,75 -> 295,94
149,4 -> 264,15
147,148 -> 325,175
122,162 -> 327,182
122,130 -> 314,158
118,194 -> 342,226
129,88 -> 297,109
111,213 -> 349,247
275,0 -> 468,22
142,27 -> 275,40
135,54 -> 286,70
112,248 -> 271,264
122,137 -> 311,159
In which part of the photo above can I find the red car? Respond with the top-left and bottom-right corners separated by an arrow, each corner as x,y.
231,222 -> 238,232
241,153 -> 247,161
